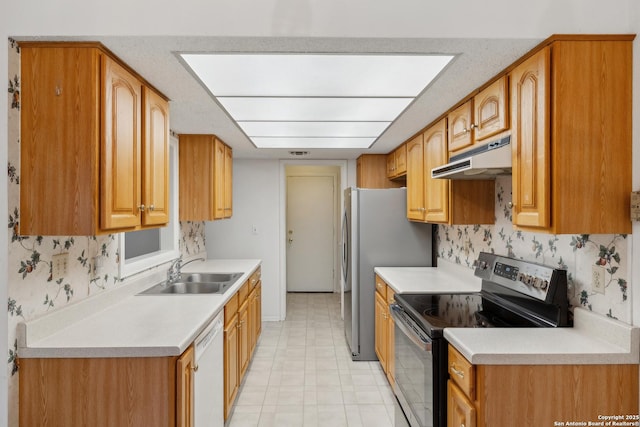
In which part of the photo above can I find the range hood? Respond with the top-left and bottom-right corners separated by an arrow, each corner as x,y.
431,135 -> 511,180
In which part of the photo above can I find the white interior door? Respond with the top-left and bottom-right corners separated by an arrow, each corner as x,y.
286,175 -> 335,292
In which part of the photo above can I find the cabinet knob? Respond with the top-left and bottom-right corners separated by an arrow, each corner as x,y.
148,204 -> 155,212
507,201 -> 514,209
192,364 -> 199,372
138,204 -> 145,212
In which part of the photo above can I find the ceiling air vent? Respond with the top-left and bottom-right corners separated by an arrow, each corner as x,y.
289,151 -> 310,156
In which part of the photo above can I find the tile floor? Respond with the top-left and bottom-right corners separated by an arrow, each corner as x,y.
227,292 -> 397,427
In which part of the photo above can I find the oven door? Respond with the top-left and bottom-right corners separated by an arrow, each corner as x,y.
390,303 -> 441,427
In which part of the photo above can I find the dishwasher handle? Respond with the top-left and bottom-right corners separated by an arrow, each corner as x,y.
194,312 -> 223,362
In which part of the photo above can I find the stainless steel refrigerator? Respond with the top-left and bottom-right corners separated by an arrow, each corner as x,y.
342,187 -> 433,361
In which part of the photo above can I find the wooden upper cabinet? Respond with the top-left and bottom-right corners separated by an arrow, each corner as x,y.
447,101 -> 473,153
142,87 -> 170,226
448,76 -> 509,156
19,42 -> 170,236
510,47 -> 551,230
224,143 -> 233,218
510,37 -> 633,234
214,139 -> 227,219
101,56 -> 143,230
179,134 -> 233,221
473,76 -> 509,141
423,118 -> 450,223
387,144 -> 407,179
357,154 -> 403,188
406,134 -> 426,221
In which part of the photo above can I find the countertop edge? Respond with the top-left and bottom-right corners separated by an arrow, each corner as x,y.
18,259 -> 262,359
444,307 -> 640,365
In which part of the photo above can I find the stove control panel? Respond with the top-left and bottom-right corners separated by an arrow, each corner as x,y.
474,252 -> 565,303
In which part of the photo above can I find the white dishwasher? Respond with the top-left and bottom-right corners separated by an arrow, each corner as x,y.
194,311 -> 224,427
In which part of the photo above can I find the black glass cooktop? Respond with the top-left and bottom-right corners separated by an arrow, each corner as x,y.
394,292 -> 540,338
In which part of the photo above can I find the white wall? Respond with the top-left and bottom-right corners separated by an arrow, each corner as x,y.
206,160 -> 283,320
206,159 -> 356,321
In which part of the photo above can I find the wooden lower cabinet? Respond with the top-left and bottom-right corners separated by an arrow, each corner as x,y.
448,381 -> 476,427
224,313 -> 240,420
447,345 -> 639,427
224,267 -> 262,420
374,275 -> 396,388
20,349 -> 193,427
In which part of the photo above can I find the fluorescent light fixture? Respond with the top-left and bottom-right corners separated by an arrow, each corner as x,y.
238,121 -> 391,138
218,97 -> 412,122
251,137 -> 376,149
180,53 -> 454,149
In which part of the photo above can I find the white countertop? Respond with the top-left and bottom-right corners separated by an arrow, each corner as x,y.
375,260 -> 639,365
17,259 -> 261,358
375,258 -> 481,294
444,307 -> 640,365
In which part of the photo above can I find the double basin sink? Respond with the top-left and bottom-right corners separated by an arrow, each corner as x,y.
138,272 -> 243,295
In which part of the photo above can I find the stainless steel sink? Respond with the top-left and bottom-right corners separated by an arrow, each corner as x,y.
137,272 -> 243,295
179,272 -> 243,284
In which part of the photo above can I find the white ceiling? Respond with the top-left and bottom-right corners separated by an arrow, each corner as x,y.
31,36 -> 542,159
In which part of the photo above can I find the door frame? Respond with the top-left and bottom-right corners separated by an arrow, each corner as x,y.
278,160 -> 348,320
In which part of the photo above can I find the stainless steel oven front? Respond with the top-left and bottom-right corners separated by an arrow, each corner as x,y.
390,303 -> 447,427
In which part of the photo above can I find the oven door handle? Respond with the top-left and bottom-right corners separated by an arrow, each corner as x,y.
390,304 -> 432,352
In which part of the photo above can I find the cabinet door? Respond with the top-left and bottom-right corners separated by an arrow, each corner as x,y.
386,291 -> 395,387
238,300 -> 250,380
256,282 -> 262,338
224,144 -> 233,218
248,288 -> 257,356
448,101 -> 473,153
386,153 -> 397,178
224,315 -> 239,420
179,135 -> 215,221
473,76 -> 509,141
214,139 -> 226,219
177,345 -> 195,427
142,87 -> 170,226
374,291 -> 388,372
510,48 -> 551,229
101,55 -> 142,230
406,134 -> 426,221
394,145 -> 407,176
448,381 -> 476,427
423,118 -> 450,223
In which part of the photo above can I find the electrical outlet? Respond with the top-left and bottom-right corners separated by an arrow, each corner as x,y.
592,265 -> 605,294
463,239 -> 471,256
92,256 -> 104,276
52,253 -> 69,280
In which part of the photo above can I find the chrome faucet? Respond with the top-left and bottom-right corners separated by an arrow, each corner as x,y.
166,257 -> 205,284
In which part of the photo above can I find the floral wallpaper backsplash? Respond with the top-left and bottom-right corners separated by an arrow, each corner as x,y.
6,39 -> 206,426
437,176 -> 631,323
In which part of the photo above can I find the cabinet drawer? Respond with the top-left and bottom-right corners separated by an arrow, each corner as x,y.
224,293 -> 238,325
249,268 -> 261,289
238,281 -> 249,303
448,345 -> 475,400
375,275 -> 387,296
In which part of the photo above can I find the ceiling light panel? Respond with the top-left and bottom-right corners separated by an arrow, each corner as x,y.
238,121 -> 391,137
181,54 -> 454,97
217,97 -> 413,121
180,52 -> 454,149
251,137 -> 376,149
